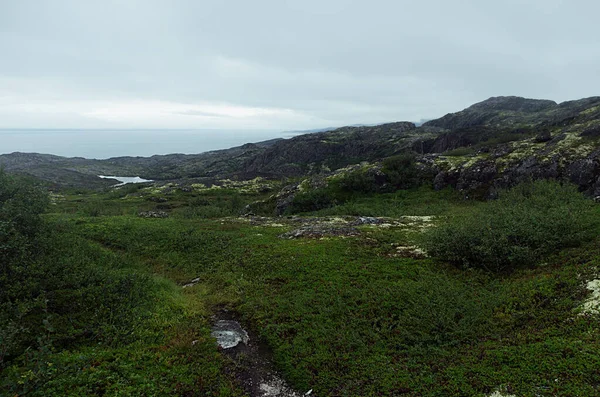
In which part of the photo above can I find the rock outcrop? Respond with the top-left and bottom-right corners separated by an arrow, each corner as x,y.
5,96 -> 600,199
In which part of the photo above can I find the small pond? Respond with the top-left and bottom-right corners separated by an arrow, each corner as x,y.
98,175 -> 153,186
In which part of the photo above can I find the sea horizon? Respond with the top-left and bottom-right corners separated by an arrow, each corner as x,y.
0,128 -> 285,160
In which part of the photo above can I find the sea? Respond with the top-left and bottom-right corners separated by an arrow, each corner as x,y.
0,128 -> 284,159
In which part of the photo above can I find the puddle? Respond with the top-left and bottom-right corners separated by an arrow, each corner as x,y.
212,320 -> 250,349
211,311 -> 313,397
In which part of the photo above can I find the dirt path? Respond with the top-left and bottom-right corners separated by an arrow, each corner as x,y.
210,311 -> 313,397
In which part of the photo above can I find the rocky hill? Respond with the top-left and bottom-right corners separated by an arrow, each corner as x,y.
242,122 -> 420,176
420,96 -> 600,197
0,138 -> 282,189
3,96 -> 600,196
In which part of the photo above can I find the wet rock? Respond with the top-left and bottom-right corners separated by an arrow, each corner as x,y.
211,320 -> 250,349
212,312 -> 312,397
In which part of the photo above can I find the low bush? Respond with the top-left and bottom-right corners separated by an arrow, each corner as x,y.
444,147 -> 476,156
286,188 -> 336,213
0,172 -> 157,374
382,153 -> 422,189
421,180 -> 598,272
332,169 -> 381,193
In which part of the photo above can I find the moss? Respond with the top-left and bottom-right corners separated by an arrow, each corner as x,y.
581,105 -> 600,116
434,153 -> 489,172
297,178 -> 311,192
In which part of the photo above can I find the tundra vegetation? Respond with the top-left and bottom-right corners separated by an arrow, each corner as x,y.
1,166 -> 600,397
4,96 -> 600,395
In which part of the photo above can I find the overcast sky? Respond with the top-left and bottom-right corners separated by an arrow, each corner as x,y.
1,0 -> 599,133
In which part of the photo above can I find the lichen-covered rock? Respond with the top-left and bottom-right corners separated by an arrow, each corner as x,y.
137,210 -> 169,218
279,225 -> 360,239
580,279 -> 600,315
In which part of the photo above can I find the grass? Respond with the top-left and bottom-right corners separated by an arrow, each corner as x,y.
3,182 -> 600,396
312,185 -> 474,217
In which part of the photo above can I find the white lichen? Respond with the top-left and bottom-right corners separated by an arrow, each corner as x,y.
488,392 -> 516,397
580,279 -> 600,315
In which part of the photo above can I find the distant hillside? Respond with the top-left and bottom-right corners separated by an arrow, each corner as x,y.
0,138 -> 282,188
3,96 -> 600,195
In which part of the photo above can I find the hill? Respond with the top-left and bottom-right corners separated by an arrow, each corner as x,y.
3,96 -> 600,197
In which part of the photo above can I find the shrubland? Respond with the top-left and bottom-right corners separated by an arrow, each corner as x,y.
2,170 -> 600,396
421,180 -> 599,272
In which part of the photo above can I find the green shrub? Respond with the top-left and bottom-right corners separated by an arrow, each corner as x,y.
286,188 -> 336,213
443,147 -> 475,156
382,153 -> 422,189
333,169 -> 381,193
421,180 -> 598,272
179,192 -> 246,218
0,172 -> 157,371
179,205 -> 232,218
0,171 -> 49,294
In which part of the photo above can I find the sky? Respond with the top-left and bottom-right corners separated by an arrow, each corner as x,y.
1,0 -> 599,157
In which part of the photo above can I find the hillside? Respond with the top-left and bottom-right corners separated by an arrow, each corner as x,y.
420,96 -> 600,197
4,96 -> 600,396
3,96 -> 600,198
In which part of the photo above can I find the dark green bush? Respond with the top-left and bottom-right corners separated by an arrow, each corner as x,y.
382,153 -> 421,189
443,147 -> 476,156
0,172 -> 157,371
179,192 -> 246,218
333,169 -> 381,193
421,180 -> 598,272
286,188 -> 336,213
0,171 -> 49,294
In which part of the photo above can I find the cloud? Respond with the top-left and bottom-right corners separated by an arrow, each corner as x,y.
1,0 -> 599,133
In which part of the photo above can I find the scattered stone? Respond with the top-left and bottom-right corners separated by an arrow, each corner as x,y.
146,196 -> 168,203
351,216 -> 382,225
182,277 -> 201,288
279,225 -> 360,239
235,215 -> 435,238
211,320 -> 250,349
137,210 -> 169,218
